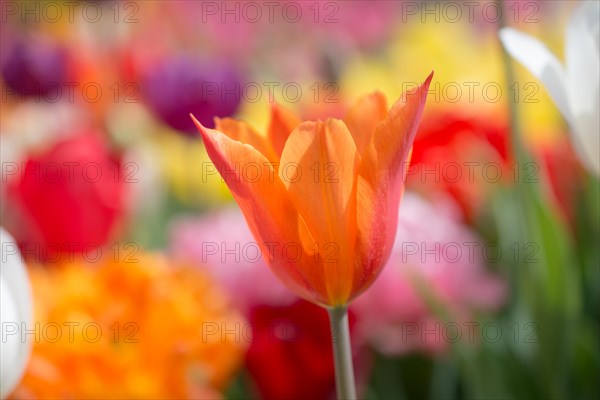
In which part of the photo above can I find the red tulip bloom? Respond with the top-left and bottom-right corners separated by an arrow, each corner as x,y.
246,300 -> 360,400
407,111 -> 512,221
4,132 -> 126,262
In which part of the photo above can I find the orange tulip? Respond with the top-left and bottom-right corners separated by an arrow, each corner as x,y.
192,73 -> 433,307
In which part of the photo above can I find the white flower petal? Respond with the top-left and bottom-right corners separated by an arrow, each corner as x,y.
565,1 -> 600,175
499,27 -> 572,124
571,113 -> 600,175
566,1 -> 600,116
0,228 -> 32,399
0,279 -> 19,389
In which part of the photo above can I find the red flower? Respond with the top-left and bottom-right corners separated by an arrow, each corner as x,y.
407,111 -> 511,221
407,111 -> 583,224
4,132 -> 126,262
246,300 -> 361,400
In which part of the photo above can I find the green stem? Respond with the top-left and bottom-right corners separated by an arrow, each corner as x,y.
328,306 -> 357,400
497,0 -> 528,166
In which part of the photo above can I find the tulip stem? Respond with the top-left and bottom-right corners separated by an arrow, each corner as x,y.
328,306 -> 357,400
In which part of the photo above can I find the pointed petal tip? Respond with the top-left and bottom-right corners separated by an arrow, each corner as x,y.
423,71 -> 434,89
403,72 -> 434,106
190,113 -> 203,130
190,114 -> 216,142
403,72 -> 434,100
498,26 -> 519,44
269,101 -> 282,117
269,101 -> 297,119
324,117 -> 352,137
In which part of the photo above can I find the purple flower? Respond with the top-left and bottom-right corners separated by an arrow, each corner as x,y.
140,55 -> 243,135
1,36 -> 68,100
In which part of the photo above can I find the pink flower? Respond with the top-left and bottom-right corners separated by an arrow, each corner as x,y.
351,193 -> 506,355
169,206 -> 296,313
313,1 -> 401,49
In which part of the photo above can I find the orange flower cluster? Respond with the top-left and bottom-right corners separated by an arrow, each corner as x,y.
11,252 -> 246,399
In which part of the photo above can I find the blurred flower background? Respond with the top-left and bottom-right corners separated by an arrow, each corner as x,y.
1,1 -> 598,399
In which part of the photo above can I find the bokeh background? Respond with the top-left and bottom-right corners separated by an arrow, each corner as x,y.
1,0 -> 598,399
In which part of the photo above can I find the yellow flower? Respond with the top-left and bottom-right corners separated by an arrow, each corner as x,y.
155,129 -> 233,207
339,19 -> 564,143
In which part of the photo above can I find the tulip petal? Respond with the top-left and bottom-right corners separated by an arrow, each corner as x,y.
214,117 -> 279,163
279,119 -> 360,304
353,73 -> 432,300
267,103 -> 301,157
565,1 -> 600,175
344,91 -> 388,155
499,27 -> 572,124
192,115 -> 330,304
